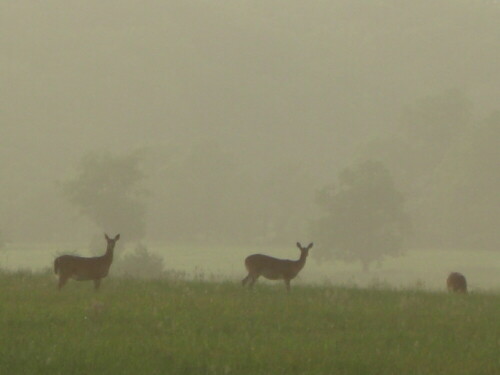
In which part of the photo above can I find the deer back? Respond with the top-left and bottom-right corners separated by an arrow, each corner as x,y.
447,272 -> 467,293
245,253 -> 309,280
55,254 -> 112,280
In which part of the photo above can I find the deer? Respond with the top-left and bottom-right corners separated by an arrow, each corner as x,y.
446,272 -> 467,293
242,242 -> 313,291
54,233 -> 120,291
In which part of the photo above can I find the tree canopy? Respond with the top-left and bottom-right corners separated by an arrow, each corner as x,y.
312,161 -> 411,270
63,151 -> 147,242
415,112 -> 500,250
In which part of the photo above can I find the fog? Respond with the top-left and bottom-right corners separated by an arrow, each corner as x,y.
1,1 -> 499,287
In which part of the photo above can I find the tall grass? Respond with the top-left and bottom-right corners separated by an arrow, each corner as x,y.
1,271 -> 498,375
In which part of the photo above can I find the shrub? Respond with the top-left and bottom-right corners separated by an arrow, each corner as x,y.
114,243 -> 164,279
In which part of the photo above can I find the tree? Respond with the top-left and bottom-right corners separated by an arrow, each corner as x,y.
63,151 -> 147,243
360,90 -> 473,195
312,161 -> 411,271
114,243 -> 164,279
415,112 -> 500,250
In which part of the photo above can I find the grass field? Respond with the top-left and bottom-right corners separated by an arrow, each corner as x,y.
2,243 -> 500,291
1,271 -> 499,375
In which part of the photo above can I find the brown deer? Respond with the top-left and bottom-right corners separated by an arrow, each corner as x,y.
447,272 -> 467,293
242,242 -> 313,291
54,233 -> 120,290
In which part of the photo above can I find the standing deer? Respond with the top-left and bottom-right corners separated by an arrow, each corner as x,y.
54,233 -> 120,290
447,272 -> 467,293
242,242 -> 313,291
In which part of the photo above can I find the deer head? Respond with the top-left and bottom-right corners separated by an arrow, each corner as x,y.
104,233 -> 120,250
296,242 -> 313,258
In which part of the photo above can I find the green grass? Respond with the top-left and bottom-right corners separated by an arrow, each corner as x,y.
3,244 -> 500,291
1,271 -> 499,375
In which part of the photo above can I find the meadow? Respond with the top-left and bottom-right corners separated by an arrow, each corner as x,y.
2,243 -> 500,291
1,271 -> 499,375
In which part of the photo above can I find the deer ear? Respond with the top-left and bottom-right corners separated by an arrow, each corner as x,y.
105,233 -> 110,240
115,234 -> 120,241
308,242 -> 314,250
296,242 -> 302,249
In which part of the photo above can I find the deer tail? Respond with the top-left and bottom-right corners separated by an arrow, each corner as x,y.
54,258 -> 59,275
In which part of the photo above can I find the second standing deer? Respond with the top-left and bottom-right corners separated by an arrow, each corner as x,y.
242,242 -> 313,291
54,233 -> 120,290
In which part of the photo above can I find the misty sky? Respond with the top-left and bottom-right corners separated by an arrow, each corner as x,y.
1,0 -> 499,245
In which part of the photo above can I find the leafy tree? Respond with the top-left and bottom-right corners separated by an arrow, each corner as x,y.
312,161 -> 411,271
63,151 -> 147,243
416,112 -> 500,250
360,90 -> 473,195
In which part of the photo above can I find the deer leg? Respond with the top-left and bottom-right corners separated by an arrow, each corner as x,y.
58,274 -> 69,290
248,275 -> 259,289
94,279 -> 101,291
284,279 -> 291,292
242,274 -> 251,286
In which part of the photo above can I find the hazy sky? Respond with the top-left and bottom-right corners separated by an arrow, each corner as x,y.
1,0 -> 499,244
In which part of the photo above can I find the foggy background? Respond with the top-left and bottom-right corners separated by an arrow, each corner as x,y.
1,1 -> 499,289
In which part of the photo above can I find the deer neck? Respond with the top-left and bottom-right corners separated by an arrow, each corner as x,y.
103,244 -> 115,263
294,252 -> 308,272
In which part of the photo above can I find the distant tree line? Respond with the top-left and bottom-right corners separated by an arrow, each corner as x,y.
60,90 -> 498,270
359,90 -> 499,251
